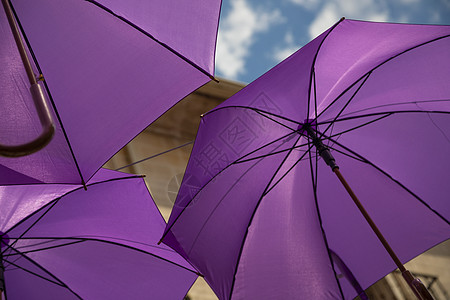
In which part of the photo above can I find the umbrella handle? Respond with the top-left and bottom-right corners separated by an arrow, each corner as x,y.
402,271 -> 435,300
1,0 -> 55,157
0,83 -> 55,157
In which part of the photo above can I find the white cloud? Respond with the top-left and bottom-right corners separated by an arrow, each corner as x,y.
273,31 -> 301,62
216,0 -> 284,80
289,0 -> 321,10
308,0 -> 389,39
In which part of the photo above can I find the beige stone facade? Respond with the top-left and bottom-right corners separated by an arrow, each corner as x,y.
105,78 -> 449,300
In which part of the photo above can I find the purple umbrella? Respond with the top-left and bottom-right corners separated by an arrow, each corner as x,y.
0,0 -> 221,185
0,168 -> 199,299
161,19 -> 450,299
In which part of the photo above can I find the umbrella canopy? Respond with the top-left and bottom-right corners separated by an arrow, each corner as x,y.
0,0 -> 221,185
0,168 -> 199,299
161,19 -> 450,299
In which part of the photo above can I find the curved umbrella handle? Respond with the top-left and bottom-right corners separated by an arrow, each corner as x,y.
0,83 -> 55,157
1,0 -> 55,157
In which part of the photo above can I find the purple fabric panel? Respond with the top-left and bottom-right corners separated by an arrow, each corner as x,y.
316,149 -> 450,298
167,108 -> 298,230
4,249 -> 79,299
211,27 -> 332,123
5,0 -> 211,184
0,183 -> 76,233
0,165 -> 42,185
20,239 -> 197,299
167,149 -> 297,299
328,112 -> 450,219
315,20 -> 450,115
162,20 -> 450,300
1,169 -> 197,298
0,168 -> 125,233
0,7 -> 77,184
232,152 -> 341,300
96,0 -> 222,74
6,170 -> 193,271
320,36 -> 450,120
0,7 -> 41,146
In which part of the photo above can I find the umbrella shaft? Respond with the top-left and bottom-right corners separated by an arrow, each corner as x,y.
332,168 -> 435,300
332,168 -> 405,271
2,0 -> 37,85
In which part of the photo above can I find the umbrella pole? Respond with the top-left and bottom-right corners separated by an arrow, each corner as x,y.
333,168 -> 434,300
304,126 -> 434,299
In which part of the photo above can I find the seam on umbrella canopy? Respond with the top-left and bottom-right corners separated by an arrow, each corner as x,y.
315,34 -> 450,121
84,0 -> 215,80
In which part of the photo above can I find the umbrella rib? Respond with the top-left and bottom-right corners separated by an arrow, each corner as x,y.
228,135 -> 303,299
319,72 -> 373,140
3,250 -> 83,299
8,1 -> 87,186
262,143 -> 313,196
316,34 -> 450,120
185,154 -> 269,259
236,141 -> 310,165
13,235 -> 178,257
323,112 -> 392,145
323,133 -> 450,225
252,109 -> 299,132
321,99 -> 450,123
319,110 -> 450,153
183,133 -> 302,254
313,69 -> 318,120
307,139 -> 346,299
84,0 -> 214,80
307,17 -> 346,119
15,236 -> 199,276
238,110 -> 391,165
3,175 -> 144,239
115,141 -> 194,171
203,105 -> 301,127
2,258 -> 66,288
2,199 -> 60,256
160,130 -> 300,242
4,239 -> 85,257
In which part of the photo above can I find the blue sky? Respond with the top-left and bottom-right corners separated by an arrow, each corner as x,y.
215,0 -> 450,83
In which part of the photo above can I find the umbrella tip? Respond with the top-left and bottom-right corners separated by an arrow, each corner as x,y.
340,16 -> 345,21
157,240 -> 162,245
210,75 -> 219,83
82,180 -> 87,191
